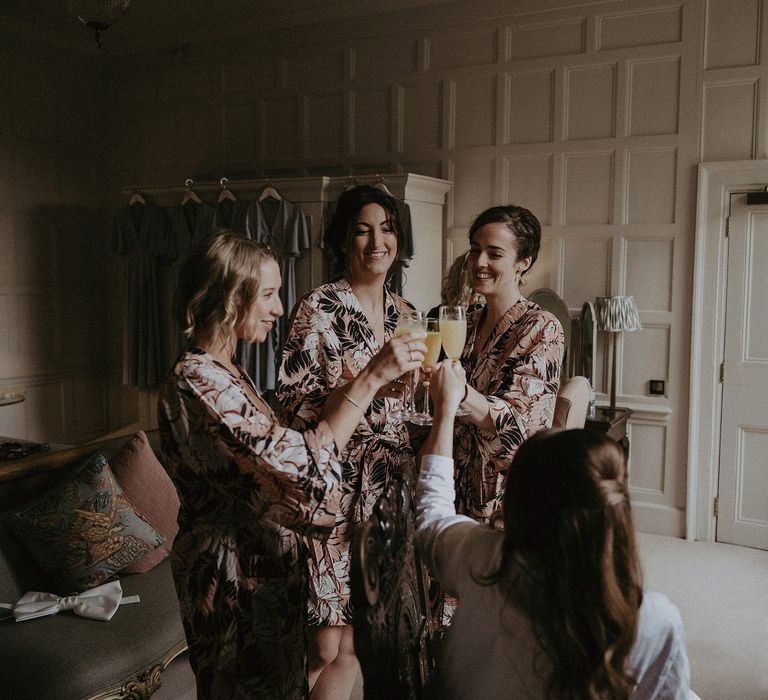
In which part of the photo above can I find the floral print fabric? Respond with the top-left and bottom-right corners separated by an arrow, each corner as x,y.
454,298 -> 564,520
276,279 -> 416,626
158,348 -> 342,699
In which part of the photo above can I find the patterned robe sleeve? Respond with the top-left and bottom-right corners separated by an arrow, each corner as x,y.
460,310 -> 563,519
486,313 -> 564,457
276,294 -> 344,430
176,359 -> 342,535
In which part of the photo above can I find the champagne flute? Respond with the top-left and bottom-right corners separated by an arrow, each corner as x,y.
439,305 -> 469,416
409,318 -> 441,426
392,310 -> 426,420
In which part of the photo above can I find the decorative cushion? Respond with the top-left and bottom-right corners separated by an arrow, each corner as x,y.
5,453 -> 165,594
110,431 -> 179,573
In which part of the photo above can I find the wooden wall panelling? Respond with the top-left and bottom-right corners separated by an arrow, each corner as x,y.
702,79 -> 758,161
87,0 -> 717,536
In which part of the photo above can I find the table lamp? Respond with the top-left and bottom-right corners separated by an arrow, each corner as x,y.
595,295 -> 642,415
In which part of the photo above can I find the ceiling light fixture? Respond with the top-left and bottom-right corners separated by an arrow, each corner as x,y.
67,0 -> 130,49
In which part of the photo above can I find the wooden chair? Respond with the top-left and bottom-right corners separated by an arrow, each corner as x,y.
350,466 -> 436,698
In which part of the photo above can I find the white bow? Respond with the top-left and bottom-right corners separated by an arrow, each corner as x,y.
0,580 -> 140,622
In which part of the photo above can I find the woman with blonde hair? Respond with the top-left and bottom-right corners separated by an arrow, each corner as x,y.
158,230 -> 426,699
440,251 -> 484,308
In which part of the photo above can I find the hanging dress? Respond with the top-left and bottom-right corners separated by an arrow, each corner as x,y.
239,196 -> 310,392
213,197 -> 249,236
111,201 -> 170,389
166,200 -> 216,361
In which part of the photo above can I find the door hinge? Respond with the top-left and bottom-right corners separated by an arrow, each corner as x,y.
725,217 -> 730,237
714,496 -> 719,518
720,363 -> 725,382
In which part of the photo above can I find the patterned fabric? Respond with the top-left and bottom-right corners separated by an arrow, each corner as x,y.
157,348 -> 343,700
455,298 -> 564,520
7,453 -> 164,594
110,431 -> 179,574
276,278 -> 417,626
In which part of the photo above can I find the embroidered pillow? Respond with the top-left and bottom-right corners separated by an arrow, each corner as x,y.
110,431 -> 179,573
6,453 -> 165,594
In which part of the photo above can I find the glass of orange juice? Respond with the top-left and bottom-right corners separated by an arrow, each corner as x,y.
439,305 -> 469,416
409,318 -> 441,425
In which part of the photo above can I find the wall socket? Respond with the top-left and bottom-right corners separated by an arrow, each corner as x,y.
649,379 -> 665,395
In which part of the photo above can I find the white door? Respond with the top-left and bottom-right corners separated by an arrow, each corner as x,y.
717,193 -> 768,549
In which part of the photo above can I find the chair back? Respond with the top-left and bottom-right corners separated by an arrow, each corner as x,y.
553,375 -> 591,429
350,467 -> 436,698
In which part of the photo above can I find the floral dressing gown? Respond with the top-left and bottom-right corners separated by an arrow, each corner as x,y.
158,348 -> 343,699
455,298 -> 565,520
276,279 -> 416,626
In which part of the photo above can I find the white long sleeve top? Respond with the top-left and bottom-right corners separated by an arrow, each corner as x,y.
415,454 -> 691,700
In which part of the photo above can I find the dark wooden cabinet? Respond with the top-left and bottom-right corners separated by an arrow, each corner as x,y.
585,407 -> 632,454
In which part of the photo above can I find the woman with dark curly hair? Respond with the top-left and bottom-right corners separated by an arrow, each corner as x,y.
277,185 -> 424,698
415,417 -> 692,699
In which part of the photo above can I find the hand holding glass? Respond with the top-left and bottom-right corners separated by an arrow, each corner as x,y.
439,305 -> 469,416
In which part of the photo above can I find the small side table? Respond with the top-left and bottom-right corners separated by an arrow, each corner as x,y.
585,407 -> 632,455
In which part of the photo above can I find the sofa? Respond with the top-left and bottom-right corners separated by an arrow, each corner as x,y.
0,430 -> 196,700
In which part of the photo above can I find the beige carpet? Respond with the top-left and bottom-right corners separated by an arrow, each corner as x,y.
638,533 -> 768,700
353,533 -> 768,699
169,534 -> 768,699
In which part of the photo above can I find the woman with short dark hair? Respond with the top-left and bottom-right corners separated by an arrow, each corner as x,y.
158,230 -> 425,699
454,204 -> 564,520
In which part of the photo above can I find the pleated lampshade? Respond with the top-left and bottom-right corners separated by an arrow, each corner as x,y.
595,296 -> 642,333
594,295 -> 642,414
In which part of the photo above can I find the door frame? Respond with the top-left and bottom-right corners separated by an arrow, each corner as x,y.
689,160 -> 768,542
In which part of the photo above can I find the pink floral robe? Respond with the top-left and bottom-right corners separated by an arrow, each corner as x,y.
276,279 -> 416,626
455,298 -> 564,520
158,348 -> 342,699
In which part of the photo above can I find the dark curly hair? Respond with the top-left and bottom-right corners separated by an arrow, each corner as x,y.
323,185 -> 403,281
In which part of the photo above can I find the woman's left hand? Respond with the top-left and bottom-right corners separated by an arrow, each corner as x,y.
429,359 -> 466,414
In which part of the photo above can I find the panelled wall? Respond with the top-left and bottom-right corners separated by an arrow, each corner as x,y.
2,0 -> 768,537
0,21 -> 109,444
103,0 -> 704,535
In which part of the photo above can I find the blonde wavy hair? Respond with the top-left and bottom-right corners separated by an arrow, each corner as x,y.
175,230 -> 276,344
441,252 -> 484,307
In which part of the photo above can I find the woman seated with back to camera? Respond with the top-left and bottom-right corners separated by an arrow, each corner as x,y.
416,361 -> 692,699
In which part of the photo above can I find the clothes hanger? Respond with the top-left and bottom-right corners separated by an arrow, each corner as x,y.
258,178 -> 282,202
128,189 -> 146,206
217,177 -> 236,203
373,174 -> 393,196
182,178 -> 202,205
